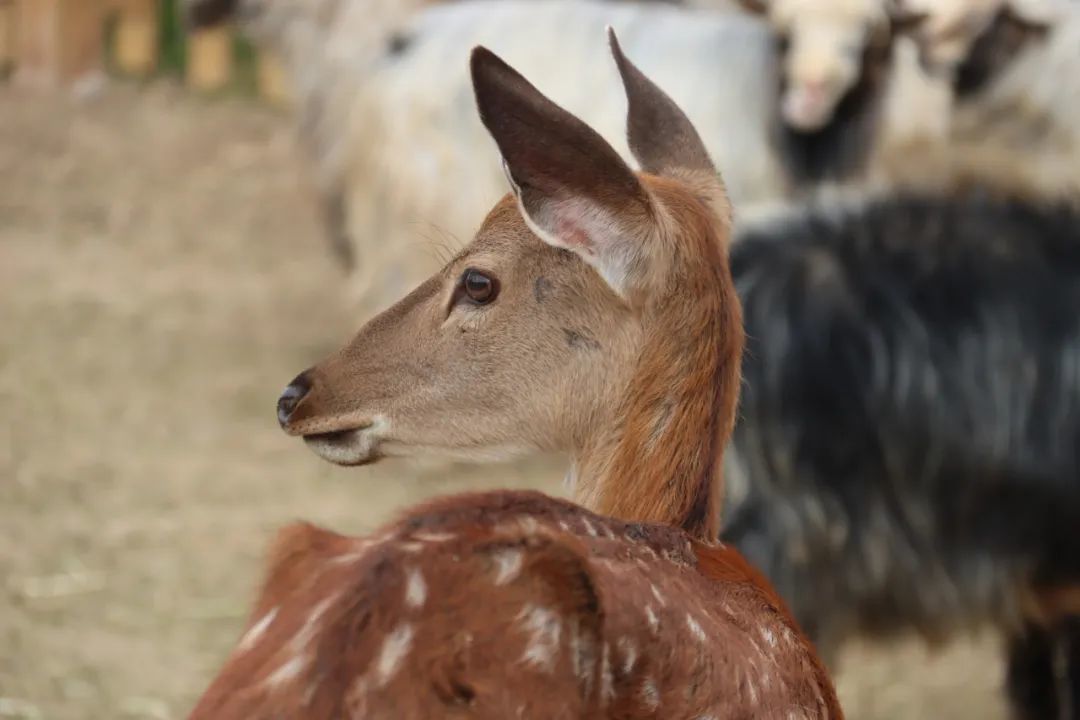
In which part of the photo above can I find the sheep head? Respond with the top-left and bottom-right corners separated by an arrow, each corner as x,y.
895,0 -> 1061,80
738,0 -> 925,132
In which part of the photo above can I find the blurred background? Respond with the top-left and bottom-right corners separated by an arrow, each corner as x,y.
2,0 -> 1077,717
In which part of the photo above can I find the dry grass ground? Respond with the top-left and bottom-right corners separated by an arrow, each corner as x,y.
0,82 -> 1006,719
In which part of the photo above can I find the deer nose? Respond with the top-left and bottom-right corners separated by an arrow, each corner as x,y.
277,371 -> 312,429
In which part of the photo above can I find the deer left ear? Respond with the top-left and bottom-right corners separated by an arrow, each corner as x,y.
471,46 -> 657,301
608,29 -> 730,223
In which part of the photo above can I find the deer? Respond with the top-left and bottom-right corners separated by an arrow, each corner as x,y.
188,32 -> 843,719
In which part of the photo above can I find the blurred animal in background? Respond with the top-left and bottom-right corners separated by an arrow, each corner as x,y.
734,0 -> 952,189
186,0 -> 952,314
186,0 -> 442,268
725,191 -> 1080,719
191,36 -> 842,719
186,0 -> 782,310
895,0 -> 1080,204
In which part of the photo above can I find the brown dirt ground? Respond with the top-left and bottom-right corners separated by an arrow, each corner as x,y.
0,81 -> 1006,719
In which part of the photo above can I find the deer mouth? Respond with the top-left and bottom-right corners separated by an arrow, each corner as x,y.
301,421 -> 383,467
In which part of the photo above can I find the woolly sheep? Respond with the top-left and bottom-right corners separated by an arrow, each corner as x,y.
727,190 -> 1080,718
191,0 -> 787,309
188,0 -> 952,310
735,0 -> 953,188
897,0 -> 1080,202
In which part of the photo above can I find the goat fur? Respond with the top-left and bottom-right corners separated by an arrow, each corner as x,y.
724,189 -> 1080,710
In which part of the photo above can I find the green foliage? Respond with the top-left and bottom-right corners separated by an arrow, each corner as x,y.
159,0 -> 187,75
95,0 -> 260,95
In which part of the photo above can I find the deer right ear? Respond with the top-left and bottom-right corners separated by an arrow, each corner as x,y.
471,46 -> 656,301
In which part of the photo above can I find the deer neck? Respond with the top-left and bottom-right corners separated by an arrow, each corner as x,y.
570,215 -> 743,541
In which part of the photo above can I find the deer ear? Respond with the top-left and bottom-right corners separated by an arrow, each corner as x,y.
471,46 -> 655,301
609,29 -> 729,222
609,29 -> 717,181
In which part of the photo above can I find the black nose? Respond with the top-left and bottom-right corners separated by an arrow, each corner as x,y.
277,371 -> 312,428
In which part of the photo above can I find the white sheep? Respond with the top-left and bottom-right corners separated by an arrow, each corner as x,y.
898,0 -> 1080,203
187,0 -> 943,310
187,0 -> 788,309
188,0 -> 441,266
734,0 -> 953,191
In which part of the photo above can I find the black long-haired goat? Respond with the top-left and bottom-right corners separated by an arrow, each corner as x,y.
724,191 -> 1080,718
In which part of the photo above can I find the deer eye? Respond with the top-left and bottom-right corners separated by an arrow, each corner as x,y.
460,269 -> 499,305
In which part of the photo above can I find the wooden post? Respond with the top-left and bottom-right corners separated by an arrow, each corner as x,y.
15,0 -> 108,87
256,51 -> 289,106
186,25 -> 232,92
0,0 -> 15,77
113,0 -> 158,77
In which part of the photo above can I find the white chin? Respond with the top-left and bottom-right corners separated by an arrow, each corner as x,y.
303,429 -> 381,466
782,93 -> 833,133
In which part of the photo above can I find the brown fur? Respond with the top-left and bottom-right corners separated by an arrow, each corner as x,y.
592,177 -> 743,540
189,492 -> 840,719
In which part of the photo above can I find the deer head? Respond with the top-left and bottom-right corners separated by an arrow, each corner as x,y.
276,31 -> 743,540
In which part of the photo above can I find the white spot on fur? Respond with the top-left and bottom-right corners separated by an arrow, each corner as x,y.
519,605 -> 562,671
493,549 -> 524,586
413,531 -> 455,543
265,655 -> 306,688
618,637 -> 637,675
649,583 -> 667,606
405,568 -> 426,608
292,596 -> 336,652
640,678 -> 660,711
398,541 -> 424,554
346,677 -> 369,715
761,627 -> 777,648
302,677 -> 322,708
645,605 -> 659,634
376,624 -> 415,686
664,549 -> 689,566
581,517 -> 598,537
746,673 -> 759,703
518,516 -> 541,535
558,520 -> 572,533
686,614 -> 706,643
237,607 -> 278,653
600,642 -> 615,700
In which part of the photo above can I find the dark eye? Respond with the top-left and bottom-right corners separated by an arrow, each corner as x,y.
461,269 -> 499,305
